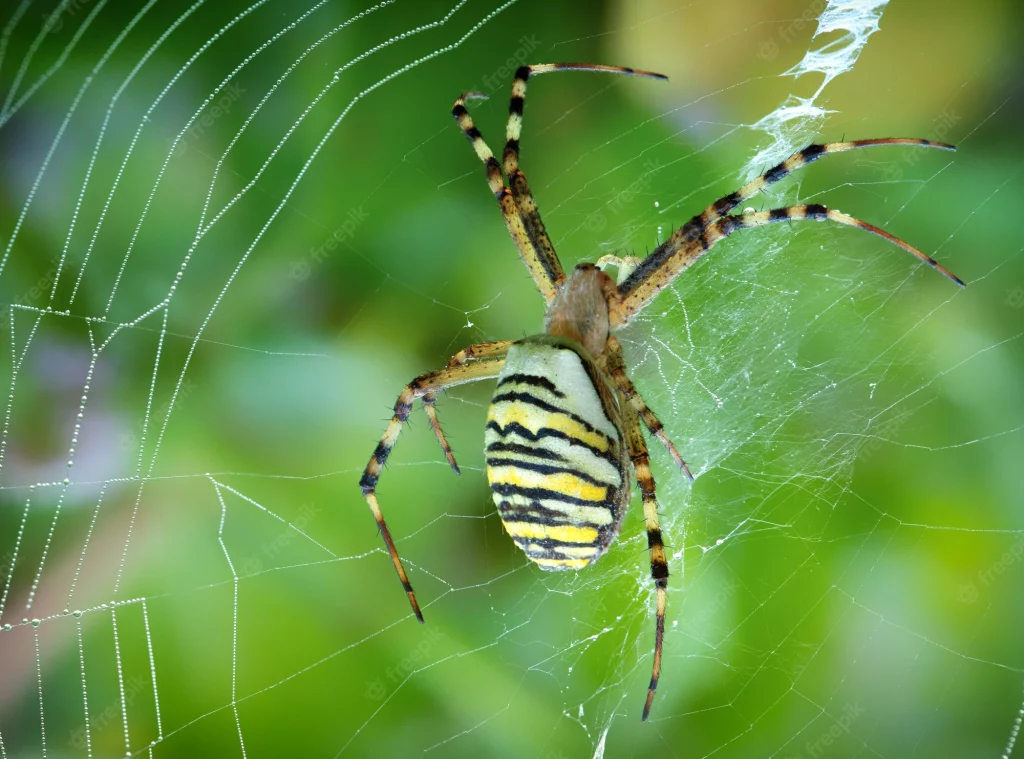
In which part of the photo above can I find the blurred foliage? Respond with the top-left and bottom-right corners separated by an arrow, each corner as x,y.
0,0 -> 1022,757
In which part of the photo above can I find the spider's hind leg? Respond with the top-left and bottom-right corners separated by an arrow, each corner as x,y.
617,380 -> 670,721
603,335 -> 694,481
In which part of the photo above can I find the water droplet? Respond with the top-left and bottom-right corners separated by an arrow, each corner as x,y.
30,618 -> 40,627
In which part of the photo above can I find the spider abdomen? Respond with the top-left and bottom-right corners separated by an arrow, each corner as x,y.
484,336 -> 631,570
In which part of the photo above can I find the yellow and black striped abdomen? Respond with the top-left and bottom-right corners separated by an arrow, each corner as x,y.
485,337 -> 629,570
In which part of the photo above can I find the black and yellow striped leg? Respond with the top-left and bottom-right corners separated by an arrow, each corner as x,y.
447,339 -> 516,368
503,66 -> 560,292
501,64 -> 667,290
502,63 -> 667,176
452,93 -> 563,300
421,340 -> 518,474
619,385 -> 669,721
421,395 -> 460,474
675,138 -> 957,244
360,353 -> 508,621
604,335 -> 693,481
612,203 -> 966,324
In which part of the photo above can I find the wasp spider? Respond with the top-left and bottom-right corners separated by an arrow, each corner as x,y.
359,63 -> 964,720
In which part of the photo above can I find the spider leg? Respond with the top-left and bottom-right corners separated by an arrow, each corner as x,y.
604,335 -> 693,480
617,380 -> 669,721
672,138 -> 956,247
360,352 -> 508,621
421,395 -> 460,475
596,254 -> 644,285
447,339 -> 516,368
611,203 -> 965,325
452,93 -> 563,300
503,63 -> 667,176
421,340 -> 518,475
596,254 -> 643,268
502,64 -> 667,287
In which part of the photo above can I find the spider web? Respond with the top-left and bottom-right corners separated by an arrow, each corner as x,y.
0,0 -> 1021,757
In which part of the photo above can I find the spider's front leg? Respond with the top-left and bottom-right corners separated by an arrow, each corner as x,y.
359,344 -> 509,621
612,141 -> 965,325
452,92 -> 565,300
674,138 -> 957,247
452,63 -> 667,302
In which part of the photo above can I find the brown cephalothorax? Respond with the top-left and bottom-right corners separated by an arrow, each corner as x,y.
544,264 -> 616,358
359,61 -> 965,722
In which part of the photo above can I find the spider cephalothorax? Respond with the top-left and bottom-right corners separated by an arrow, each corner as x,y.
359,62 -> 964,721
544,263 -> 615,356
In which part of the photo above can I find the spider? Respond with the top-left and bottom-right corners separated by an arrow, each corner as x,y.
359,62 -> 964,721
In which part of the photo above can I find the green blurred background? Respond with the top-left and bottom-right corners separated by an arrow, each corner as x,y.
0,0 -> 1022,756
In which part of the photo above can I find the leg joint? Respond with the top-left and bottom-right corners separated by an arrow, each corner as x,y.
359,473 -> 378,494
